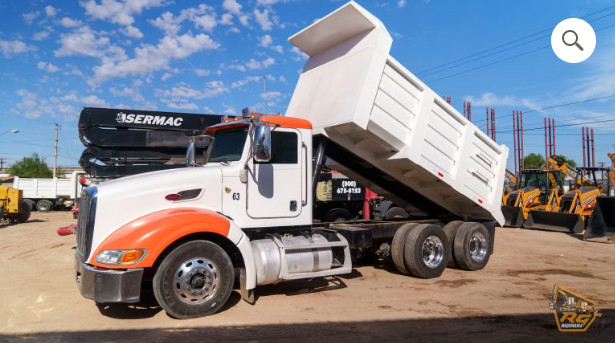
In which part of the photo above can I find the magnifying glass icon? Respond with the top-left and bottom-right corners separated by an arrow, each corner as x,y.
562,30 -> 583,51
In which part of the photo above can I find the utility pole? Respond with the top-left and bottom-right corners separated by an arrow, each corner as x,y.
53,123 -> 60,178
0,157 -> 5,171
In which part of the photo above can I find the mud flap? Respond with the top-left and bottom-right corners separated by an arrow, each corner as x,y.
502,206 -> 524,227
584,196 -> 615,241
523,210 -> 584,233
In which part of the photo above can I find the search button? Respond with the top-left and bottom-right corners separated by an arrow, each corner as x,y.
562,30 -> 583,51
551,18 -> 595,63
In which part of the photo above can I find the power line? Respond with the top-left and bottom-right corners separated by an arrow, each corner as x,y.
498,117 -> 615,134
417,4 -> 615,76
425,22 -> 615,84
473,93 -> 615,124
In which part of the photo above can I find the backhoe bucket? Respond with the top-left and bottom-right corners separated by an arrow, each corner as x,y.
584,196 -> 615,241
502,206 -> 524,227
523,210 -> 584,233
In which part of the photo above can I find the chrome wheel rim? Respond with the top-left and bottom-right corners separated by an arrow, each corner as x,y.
469,233 -> 488,262
422,235 -> 444,268
173,258 -> 219,304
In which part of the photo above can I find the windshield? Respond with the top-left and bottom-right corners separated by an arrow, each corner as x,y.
207,126 -> 249,163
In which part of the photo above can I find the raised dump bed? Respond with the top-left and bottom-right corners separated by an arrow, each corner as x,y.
287,1 -> 507,224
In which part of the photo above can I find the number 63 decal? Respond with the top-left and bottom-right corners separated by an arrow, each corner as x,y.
232,192 -> 240,200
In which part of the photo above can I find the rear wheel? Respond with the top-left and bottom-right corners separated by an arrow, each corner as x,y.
385,207 -> 408,220
390,223 -> 419,275
453,222 -> 490,271
153,240 -> 234,319
16,200 -> 31,223
323,208 -> 353,222
24,199 -> 36,211
36,199 -> 53,212
442,221 -> 464,267
403,224 -> 449,278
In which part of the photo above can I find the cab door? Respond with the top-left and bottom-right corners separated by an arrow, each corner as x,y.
247,129 -> 303,218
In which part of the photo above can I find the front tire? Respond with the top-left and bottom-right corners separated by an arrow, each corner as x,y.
153,240 -> 234,319
17,200 -> 31,223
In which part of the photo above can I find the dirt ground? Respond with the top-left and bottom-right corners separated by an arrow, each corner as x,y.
0,212 -> 613,342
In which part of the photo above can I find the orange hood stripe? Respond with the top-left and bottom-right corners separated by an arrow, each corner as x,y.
90,208 -> 230,269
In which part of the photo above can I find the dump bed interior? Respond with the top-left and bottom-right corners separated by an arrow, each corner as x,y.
287,1 -> 508,224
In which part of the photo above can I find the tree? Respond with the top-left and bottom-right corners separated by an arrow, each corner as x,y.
524,153 -> 545,169
8,154 -> 53,178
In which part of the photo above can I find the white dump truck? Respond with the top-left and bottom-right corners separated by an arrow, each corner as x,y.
74,1 -> 508,319
13,171 -> 83,211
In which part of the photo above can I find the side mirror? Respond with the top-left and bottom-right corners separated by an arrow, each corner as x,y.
186,141 -> 196,166
253,124 -> 272,163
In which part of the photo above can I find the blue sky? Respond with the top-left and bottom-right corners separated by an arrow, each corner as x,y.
0,0 -> 614,170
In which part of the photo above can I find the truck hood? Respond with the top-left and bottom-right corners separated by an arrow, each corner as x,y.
89,166 -> 223,260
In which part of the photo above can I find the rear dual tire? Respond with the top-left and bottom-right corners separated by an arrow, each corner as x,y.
444,222 -> 491,271
391,223 -> 449,278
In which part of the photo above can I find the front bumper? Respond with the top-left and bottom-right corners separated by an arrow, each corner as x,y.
75,254 -> 144,303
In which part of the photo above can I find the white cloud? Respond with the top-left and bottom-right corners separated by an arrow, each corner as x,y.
37,61 -> 60,73
398,0 -> 407,8
110,86 -> 145,101
290,46 -> 308,61
54,26 -> 126,63
220,13 -> 233,25
224,105 -> 236,115
92,33 -> 219,82
256,0 -> 282,6
149,12 -> 181,36
166,101 -> 198,110
192,13 -> 217,32
33,30 -> 51,41
246,57 -> 275,70
259,34 -> 272,48
156,81 -> 229,100
261,91 -> 281,100
0,39 -> 35,58
195,69 -> 211,76
254,9 -> 273,30
81,95 -> 109,107
238,15 -> 249,26
120,25 -> 144,39
229,27 -> 240,33
45,6 -> 57,17
271,45 -> 283,53
22,11 -> 40,25
231,76 -> 261,88
161,72 -> 174,81
60,17 -> 83,28
223,0 -> 242,15
464,92 -> 541,112
81,0 -> 167,26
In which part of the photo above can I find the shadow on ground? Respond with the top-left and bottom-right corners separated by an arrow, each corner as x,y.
1,310 -> 612,342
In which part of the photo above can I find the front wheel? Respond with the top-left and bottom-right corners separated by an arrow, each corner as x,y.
153,240 -> 234,319
36,199 -> 53,212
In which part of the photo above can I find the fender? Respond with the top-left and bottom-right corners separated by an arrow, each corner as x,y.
89,207 -> 258,292
90,208 -> 231,269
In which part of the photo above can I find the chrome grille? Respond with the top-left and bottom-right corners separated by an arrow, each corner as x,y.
76,187 -> 97,262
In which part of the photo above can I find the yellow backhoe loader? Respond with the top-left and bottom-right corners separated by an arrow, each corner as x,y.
501,169 -> 564,227
0,185 -> 31,224
584,153 -> 615,240
524,157 -> 602,233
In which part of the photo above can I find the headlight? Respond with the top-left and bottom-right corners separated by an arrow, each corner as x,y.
95,249 -> 146,265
